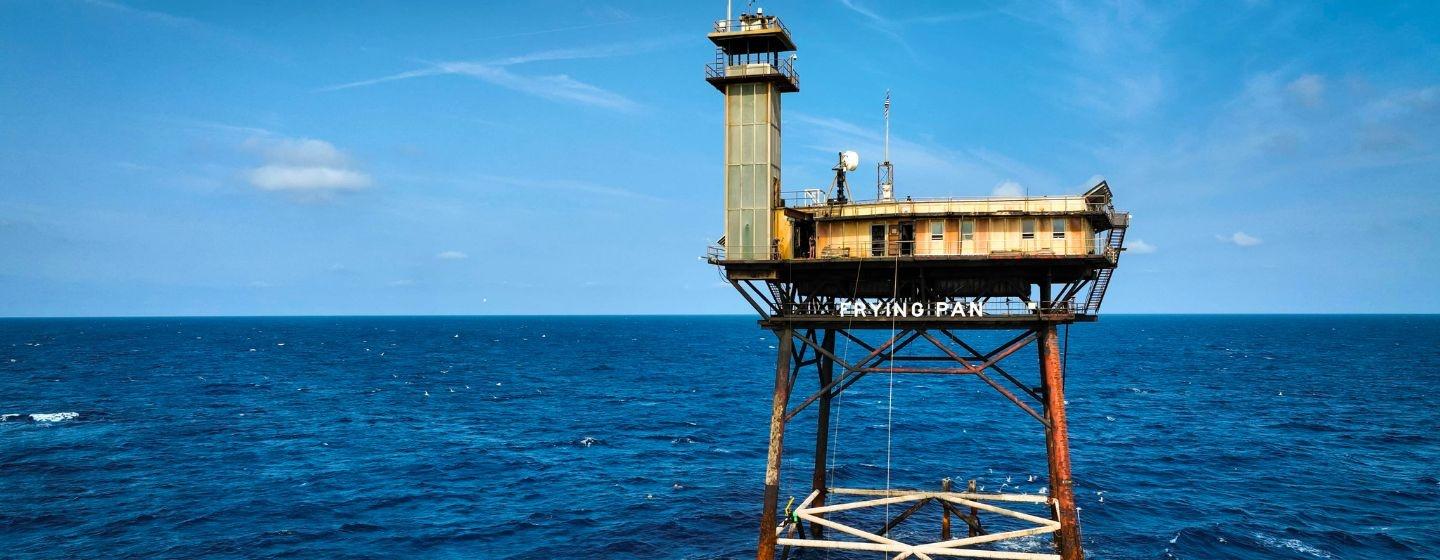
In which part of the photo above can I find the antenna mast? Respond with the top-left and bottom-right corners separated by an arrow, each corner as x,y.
877,90 -> 894,201
884,90 -> 890,162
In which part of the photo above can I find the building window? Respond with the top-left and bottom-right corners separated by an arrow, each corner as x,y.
1022,219 -> 1035,240
1052,218 -> 1066,239
870,224 -> 886,256
961,220 -> 974,241
930,220 -> 944,241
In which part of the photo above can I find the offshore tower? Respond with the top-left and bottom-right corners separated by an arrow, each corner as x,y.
704,10 -> 1129,560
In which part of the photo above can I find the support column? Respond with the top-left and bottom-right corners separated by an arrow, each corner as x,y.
1039,323 -> 1083,560
758,327 -> 795,560
809,329 -> 836,539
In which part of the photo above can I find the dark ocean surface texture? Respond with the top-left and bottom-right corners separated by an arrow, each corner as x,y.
1,315 -> 1437,559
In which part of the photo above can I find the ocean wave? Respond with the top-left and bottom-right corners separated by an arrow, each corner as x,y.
1253,533 -> 1335,558
2,412 -> 79,422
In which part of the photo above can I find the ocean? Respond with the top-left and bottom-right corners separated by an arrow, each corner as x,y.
1,315 -> 1436,559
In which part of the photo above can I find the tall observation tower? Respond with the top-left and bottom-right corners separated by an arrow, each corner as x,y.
704,9 -> 799,260
703,10 -> 1128,560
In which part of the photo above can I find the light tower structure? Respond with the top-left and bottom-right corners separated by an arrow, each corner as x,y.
705,9 -> 799,260
703,12 -> 1128,560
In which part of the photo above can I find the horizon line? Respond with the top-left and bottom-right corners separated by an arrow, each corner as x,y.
1,312 -> 1438,320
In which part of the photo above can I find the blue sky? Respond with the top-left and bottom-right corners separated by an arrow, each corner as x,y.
2,1 -> 1437,316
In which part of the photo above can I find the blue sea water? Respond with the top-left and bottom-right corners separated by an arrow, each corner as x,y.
1,315 -> 1437,559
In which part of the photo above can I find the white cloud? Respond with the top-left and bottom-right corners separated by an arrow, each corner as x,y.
1360,85 -> 1440,120
991,181 -> 1024,197
245,137 -> 371,194
1286,74 -> 1326,108
435,250 -> 468,260
1128,239 -> 1157,254
1217,231 -> 1262,246
250,137 -> 345,165
249,166 -> 370,192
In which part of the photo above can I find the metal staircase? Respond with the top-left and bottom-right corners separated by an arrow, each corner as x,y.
767,281 -> 788,315
1083,222 -> 1128,314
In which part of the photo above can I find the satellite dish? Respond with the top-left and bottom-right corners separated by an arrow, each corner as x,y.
840,150 -> 860,172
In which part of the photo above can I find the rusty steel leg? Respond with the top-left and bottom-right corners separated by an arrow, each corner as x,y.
1039,323 -> 1083,560
758,327 -> 795,560
809,329 -> 835,539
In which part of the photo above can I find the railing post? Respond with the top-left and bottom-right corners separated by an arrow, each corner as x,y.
940,478 -> 953,540
967,479 -> 980,537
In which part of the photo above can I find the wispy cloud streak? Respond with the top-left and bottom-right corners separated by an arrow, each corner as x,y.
789,112 -> 1062,196
81,0 -> 278,57
1006,1 -> 1174,120
318,38 -> 682,112
473,174 -> 661,202
83,0 -> 205,28
836,1 -> 990,61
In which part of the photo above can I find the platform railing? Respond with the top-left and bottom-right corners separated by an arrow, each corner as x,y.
777,298 -> 1077,320
777,191 -> 1098,213
705,56 -> 799,87
709,237 -> 1109,261
710,228 -> 1134,262
707,243 -> 780,261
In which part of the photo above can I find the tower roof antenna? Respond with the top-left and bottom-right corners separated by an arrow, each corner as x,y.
883,89 -> 891,164
877,90 -> 894,201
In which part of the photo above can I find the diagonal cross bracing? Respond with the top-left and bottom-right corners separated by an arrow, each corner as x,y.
781,327 -> 1048,426
782,329 -> 918,422
775,489 -> 1062,560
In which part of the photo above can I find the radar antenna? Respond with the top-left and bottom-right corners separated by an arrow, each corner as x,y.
830,150 -> 860,204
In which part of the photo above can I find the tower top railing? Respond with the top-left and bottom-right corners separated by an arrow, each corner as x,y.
712,15 -> 789,35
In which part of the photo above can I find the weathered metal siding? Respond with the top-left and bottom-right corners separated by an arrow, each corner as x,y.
724,82 -> 782,259
810,214 -> 1096,258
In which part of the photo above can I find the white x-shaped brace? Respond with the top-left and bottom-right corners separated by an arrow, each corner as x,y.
775,488 -> 1063,560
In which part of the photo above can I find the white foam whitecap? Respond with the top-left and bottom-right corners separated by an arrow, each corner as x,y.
30,412 -> 79,422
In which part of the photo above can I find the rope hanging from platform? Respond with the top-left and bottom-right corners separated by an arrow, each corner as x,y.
827,259 -> 866,499
824,259 -> 867,560
1062,323 -> 1070,384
